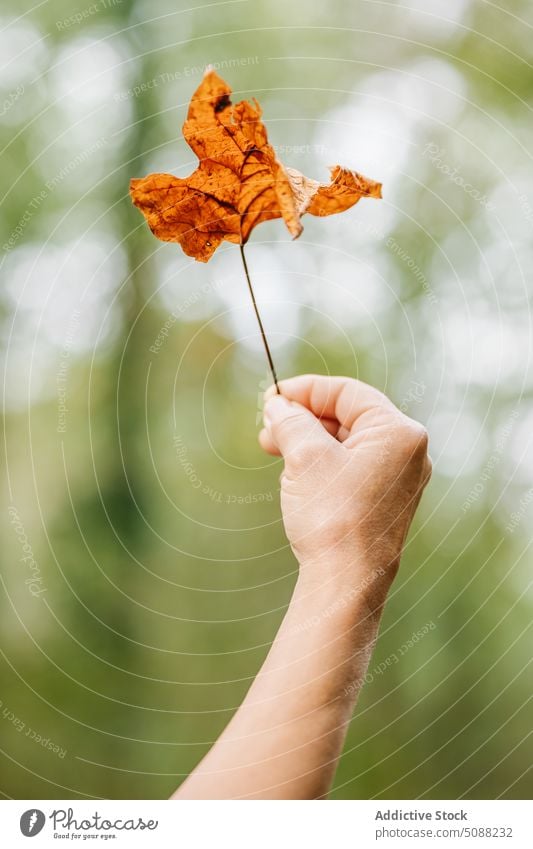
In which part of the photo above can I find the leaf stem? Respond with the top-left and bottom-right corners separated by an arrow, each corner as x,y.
239,244 -> 280,394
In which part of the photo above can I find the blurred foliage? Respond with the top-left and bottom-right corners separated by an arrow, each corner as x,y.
1,0 -> 532,799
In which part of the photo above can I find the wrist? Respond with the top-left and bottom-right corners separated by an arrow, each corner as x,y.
292,550 -> 399,616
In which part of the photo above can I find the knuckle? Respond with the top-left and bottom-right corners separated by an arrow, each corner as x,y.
397,419 -> 429,458
423,454 -> 433,484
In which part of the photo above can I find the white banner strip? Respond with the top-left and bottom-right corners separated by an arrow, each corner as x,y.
0,800 -> 530,848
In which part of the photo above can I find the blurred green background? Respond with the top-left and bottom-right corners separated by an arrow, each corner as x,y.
1,0 -> 532,799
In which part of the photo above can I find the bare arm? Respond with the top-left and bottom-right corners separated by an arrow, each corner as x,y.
172,375 -> 431,800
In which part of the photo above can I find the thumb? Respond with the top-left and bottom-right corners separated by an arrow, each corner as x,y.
263,394 -> 334,466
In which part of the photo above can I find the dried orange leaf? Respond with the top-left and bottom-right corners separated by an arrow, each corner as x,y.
130,70 -> 382,262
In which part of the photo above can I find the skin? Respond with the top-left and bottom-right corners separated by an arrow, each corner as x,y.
172,374 -> 432,800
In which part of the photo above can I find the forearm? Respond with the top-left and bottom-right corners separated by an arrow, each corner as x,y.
172,558 -> 390,800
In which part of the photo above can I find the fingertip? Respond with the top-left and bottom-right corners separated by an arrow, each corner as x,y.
263,376 -> 305,402
263,383 -> 281,402
264,394 -> 293,419
258,427 -> 281,456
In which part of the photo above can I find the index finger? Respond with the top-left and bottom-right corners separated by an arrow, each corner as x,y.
264,374 -> 396,434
